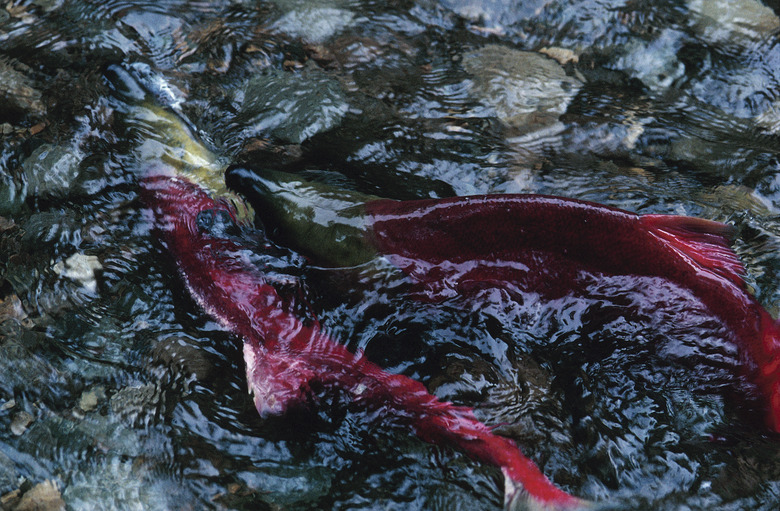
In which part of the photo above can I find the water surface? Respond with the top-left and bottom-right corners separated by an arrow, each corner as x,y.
2,0 -> 780,509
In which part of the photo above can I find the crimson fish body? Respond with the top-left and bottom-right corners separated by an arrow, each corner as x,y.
368,195 -> 780,428
140,167 -> 585,510
227,167 -> 780,433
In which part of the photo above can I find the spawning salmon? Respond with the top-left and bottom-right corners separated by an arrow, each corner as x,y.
139,167 -> 585,509
112,63 -> 585,509
226,167 -> 780,434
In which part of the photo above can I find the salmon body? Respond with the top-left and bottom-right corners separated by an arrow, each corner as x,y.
228,167 -> 780,434
120,60 -> 778,508
367,195 -> 780,428
140,167 -> 586,510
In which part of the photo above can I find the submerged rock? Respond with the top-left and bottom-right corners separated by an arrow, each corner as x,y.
0,451 -> 15,495
13,480 -> 65,511
756,100 -> 780,134
0,322 -> 65,403
10,411 -> 35,436
51,253 -> 102,294
437,0 -> 552,35
0,58 -> 45,120
462,45 -> 582,132
0,173 -> 25,217
272,6 -> 355,44
20,144 -> 83,199
235,64 -> 349,144
0,143 -> 84,217
119,11 -> 185,68
150,336 -> 212,384
109,383 -> 162,425
698,184 -> 777,217
609,28 -> 686,91
688,0 -> 780,45
62,457 -> 180,511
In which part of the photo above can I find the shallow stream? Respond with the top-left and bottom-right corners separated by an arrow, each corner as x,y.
3,1 -> 780,509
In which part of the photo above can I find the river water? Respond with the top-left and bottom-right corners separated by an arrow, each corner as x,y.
2,1 -> 780,509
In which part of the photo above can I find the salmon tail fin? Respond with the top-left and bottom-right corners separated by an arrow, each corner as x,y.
503,469 -> 591,511
410,403 -> 585,509
641,214 -> 746,287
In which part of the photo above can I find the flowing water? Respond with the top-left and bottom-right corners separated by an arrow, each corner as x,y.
2,0 -> 780,509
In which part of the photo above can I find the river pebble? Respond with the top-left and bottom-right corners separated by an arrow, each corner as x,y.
688,0 -> 780,45
10,411 -> 35,436
77,385 -> 106,413
0,58 -> 44,119
12,480 -> 65,511
235,64 -> 349,144
462,45 -> 583,132
0,294 -> 27,324
51,253 -> 102,294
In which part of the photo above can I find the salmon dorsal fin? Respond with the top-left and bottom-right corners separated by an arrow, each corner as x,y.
642,214 -> 746,288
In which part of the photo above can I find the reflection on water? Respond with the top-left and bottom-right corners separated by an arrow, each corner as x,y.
2,0 -> 780,509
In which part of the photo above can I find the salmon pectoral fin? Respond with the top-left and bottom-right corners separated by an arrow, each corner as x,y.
243,341 -> 316,417
641,214 -> 745,287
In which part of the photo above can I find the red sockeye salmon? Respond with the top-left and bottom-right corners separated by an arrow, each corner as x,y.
226,167 -> 780,434
117,58 -> 777,508
140,167 -> 586,510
